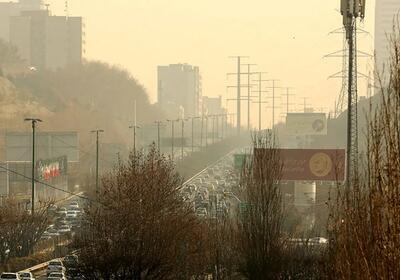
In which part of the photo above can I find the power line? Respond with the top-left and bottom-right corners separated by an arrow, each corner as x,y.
0,164 -> 95,204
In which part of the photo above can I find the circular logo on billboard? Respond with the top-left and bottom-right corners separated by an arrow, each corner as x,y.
309,152 -> 332,177
312,119 -> 325,132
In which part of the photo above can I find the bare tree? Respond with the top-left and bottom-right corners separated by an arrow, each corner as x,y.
75,145 -> 208,279
0,198 -> 50,264
233,131 -> 285,279
327,22 -> 400,279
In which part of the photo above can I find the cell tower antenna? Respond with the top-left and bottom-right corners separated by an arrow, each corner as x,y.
341,0 -> 366,184
64,0 -> 69,19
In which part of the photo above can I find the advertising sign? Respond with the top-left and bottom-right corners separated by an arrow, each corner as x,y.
280,149 -> 345,181
36,156 -> 68,181
254,148 -> 345,181
286,113 -> 327,135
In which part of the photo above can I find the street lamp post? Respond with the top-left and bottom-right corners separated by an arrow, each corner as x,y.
154,121 -> 162,151
24,118 -> 42,214
191,117 -> 200,153
167,119 -> 178,160
91,129 -> 104,194
129,125 -> 140,153
180,118 -> 188,160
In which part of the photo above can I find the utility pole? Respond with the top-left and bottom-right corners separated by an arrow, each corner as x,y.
282,87 -> 295,115
300,97 -> 311,112
265,79 -> 282,129
227,56 -> 249,134
205,116 -> 209,147
129,100 -> 140,153
191,117 -> 200,153
252,72 -> 269,131
180,118 -> 188,160
129,125 -> 140,153
211,115 -> 215,144
167,119 -> 178,160
243,63 -> 257,130
91,129 -> 104,195
25,118 -> 42,214
154,121 -> 163,151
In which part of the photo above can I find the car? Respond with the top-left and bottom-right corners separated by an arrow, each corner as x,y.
46,260 -> 65,276
196,207 -> 207,217
47,272 -> 66,280
57,207 -> 67,216
46,228 -> 60,237
18,272 -> 34,280
68,201 -> 79,209
0,273 -> 20,280
64,254 -> 78,267
66,210 -> 78,218
57,224 -> 71,234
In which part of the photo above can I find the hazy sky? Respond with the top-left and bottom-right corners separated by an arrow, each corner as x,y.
46,0 -> 375,127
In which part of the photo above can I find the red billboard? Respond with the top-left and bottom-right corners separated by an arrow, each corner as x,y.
254,148 -> 345,181
280,149 -> 345,181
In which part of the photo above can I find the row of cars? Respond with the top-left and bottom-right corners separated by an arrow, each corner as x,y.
45,255 -> 83,280
41,201 -> 83,240
0,272 -> 34,280
183,154 -> 240,219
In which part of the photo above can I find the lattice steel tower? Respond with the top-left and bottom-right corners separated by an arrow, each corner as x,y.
341,0 -> 366,183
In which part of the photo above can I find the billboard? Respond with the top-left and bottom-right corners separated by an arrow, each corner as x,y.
6,132 -> 79,162
36,156 -> 68,181
286,113 -> 327,135
280,149 -> 345,181
254,148 -> 345,181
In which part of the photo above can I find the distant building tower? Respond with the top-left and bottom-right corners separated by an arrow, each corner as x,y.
375,0 -> 400,79
157,64 -> 202,118
9,9 -> 83,70
0,0 -> 43,42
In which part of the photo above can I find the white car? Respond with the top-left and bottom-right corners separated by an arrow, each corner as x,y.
66,210 -> 78,218
46,260 -> 65,276
68,201 -> 79,209
0,273 -> 20,280
47,272 -> 66,280
18,272 -> 34,280
57,224 -> 71,233
57,207 -> 67,216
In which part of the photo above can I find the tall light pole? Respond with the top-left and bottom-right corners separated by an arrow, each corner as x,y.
91,129 -> 104,194
129,125 -> 140,153
205,116 -> 209,147
191,117 -> 200,153
167,119 -> 178,160
180,119 -> 189,160
24,118 -> 42,214
154,121 -> 163,151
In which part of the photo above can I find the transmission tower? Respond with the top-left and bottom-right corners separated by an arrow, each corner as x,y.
341,0 -> 366,183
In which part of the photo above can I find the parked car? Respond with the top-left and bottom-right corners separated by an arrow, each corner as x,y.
66,210 -> 78,219
0,273 -> 20,280
18,272 -> 34,280
46,260 -> 65,276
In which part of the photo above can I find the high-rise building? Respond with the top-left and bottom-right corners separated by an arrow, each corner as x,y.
0,0 -> 43,42
202,96 -> 226,116
157,64 -> 202,118
375,0 -> 400,76
9,9 -> 83,69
